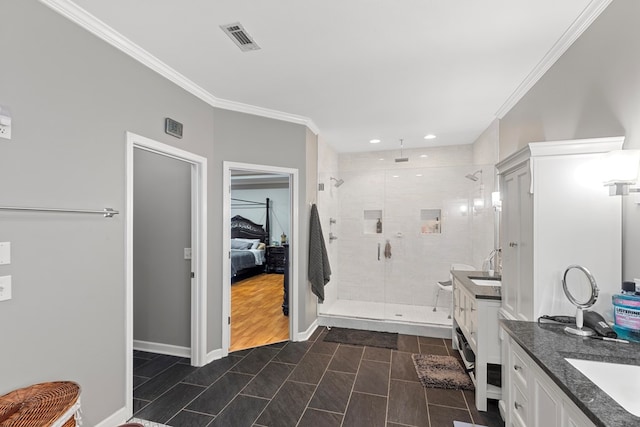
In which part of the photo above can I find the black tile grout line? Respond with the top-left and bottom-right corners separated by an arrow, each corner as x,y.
235,346 -> 303,400
173,348 -> 267,421
300,406 -> 344,416
461,391 -> 477,425
385,345 -> 393,426
334,342 -> 366,427
348,389 -> 390,399
423,377 -> 432,427
245,334 -> 321,427
293,337 -> 340,426
134,348 -> 256,422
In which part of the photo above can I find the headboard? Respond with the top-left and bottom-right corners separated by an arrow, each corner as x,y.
231,215 -> 268,242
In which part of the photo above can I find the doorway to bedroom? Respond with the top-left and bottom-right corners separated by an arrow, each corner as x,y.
223,162 -> 297,353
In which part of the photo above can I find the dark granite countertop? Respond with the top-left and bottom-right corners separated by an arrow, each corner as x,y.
451,270 -> 502,300
501,320 -> 640,427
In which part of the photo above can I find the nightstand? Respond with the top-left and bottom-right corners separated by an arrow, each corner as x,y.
266,245 -> 286,274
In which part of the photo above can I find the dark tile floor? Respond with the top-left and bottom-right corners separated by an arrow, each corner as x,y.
133,327 -> 504,427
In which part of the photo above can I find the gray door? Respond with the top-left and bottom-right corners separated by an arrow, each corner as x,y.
133,148 -> 192,349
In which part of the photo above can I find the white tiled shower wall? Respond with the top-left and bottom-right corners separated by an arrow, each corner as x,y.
316,137 -> 340,310
317,141 -> 495,315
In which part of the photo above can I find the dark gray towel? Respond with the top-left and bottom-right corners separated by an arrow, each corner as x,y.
308,204 -> 331,301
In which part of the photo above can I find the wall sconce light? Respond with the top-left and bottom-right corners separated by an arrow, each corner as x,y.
491,191 -> 502,211
602,150 -> 640,196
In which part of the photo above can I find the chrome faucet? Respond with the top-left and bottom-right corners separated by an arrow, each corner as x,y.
483,248 -> 502,275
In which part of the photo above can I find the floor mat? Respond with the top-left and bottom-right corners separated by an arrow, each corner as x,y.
411,354 -> 474,391
322,327 -> 398,349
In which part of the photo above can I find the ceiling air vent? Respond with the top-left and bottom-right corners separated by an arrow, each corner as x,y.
220,22 -> 261,52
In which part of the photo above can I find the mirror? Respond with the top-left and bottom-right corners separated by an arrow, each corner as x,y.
562,265 -> 599,336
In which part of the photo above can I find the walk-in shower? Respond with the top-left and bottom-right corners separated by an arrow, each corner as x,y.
318,149 -> 495,336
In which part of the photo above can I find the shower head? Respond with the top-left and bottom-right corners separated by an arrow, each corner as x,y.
465,170 -> 482,181
395,138 -> 409,163
330,177 -> 344,187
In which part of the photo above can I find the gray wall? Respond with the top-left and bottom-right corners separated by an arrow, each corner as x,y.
305,128 -> 319,327
0,1 -> 313,423
134,149 -> 191,348
212,108 -> 317,336
497,1 -> 640,282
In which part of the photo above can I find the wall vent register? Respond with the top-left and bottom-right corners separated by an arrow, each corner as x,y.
220,22 -> 261,52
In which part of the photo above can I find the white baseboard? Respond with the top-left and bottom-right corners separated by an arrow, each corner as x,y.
295,319 -> 318,341
94,406 -> 127,427
206,348 -> 223,365
133,340 -> 190,358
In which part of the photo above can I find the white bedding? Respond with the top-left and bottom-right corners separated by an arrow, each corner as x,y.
249,248 -> 266,264
231,248 -> 265,265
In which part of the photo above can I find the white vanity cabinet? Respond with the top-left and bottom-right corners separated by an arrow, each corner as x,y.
453,275 -> 501,412
503,334 -> 596,427
454,281 -> 477,349
496,137 -> 624,322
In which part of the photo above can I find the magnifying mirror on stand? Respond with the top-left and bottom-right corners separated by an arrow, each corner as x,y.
563,265 -> 599,336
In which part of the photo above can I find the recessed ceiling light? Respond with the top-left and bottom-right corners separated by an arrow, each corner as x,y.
392,175 -> 399,178
378,158 -> 385,161
416,174 -> 423,177
424,134 -> 436,140
370,139 -> 381,144
420,154 -> 428,158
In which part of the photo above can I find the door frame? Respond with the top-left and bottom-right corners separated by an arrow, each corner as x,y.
125,132 -> 208,418
222,161 -> 299,356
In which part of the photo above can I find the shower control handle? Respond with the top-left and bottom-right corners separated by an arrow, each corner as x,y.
377,243 -> 380,261
509,242 -> 518,248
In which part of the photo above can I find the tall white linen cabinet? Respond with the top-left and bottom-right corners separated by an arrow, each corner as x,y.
496,136 -> 623,322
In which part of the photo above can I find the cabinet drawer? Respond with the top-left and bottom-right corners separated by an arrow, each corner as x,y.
511,346 -> 529,388
468,297 -> 478,334
512,382 -> 529,426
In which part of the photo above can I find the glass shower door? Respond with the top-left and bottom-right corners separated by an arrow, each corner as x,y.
334,168 -> 385,320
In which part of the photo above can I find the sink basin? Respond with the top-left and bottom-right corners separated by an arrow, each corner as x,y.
565,358 -> 640,416
471,279 -> 501,287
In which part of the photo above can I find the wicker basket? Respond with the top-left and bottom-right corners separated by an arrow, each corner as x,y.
0,381 -> 81,427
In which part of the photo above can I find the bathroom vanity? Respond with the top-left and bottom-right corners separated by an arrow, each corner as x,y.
452,270 -> 502,411
496,137 -> 628,424
501,320 -> 640,427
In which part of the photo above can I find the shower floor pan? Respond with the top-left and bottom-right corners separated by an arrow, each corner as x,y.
318,299 -> 452,338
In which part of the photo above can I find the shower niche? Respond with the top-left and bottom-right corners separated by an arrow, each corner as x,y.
363,209 -> 383,234
420,209 -> 441,234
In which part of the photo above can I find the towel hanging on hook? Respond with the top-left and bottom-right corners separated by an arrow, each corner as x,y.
384,240 -> 392,259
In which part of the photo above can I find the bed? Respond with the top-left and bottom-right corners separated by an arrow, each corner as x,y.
231,215 -> 268,278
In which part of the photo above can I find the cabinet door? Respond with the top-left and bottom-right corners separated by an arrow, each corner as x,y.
501,166 -> 522,318
501,163 -> 533,320
533,376 -> 560,427
516,166 -> 533,320
562,400 -> 596,427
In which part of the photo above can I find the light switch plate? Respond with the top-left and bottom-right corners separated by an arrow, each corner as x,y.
0,242 -> 10,265
0,276 -> 11,301
184,248 -> 192,260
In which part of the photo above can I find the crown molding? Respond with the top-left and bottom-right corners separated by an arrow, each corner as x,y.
495,0 -> 613,119
213,98 -> 320,134
39,0 -> 319,135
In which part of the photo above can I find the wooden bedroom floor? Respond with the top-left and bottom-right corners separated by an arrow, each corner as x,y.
230,273 -> 289,352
